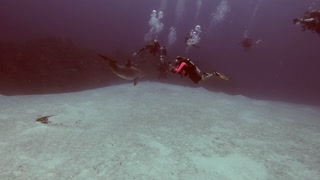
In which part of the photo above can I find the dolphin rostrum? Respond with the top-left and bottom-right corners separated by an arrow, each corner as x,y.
97,53 -> 145,86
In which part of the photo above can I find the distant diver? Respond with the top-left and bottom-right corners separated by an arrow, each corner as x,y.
168,56 -> 229,84
241,36 -> 261,51
185,25 -> 202,48
97,53 -> 145,86
293,10 -> 320,35
185,33 -> 200,48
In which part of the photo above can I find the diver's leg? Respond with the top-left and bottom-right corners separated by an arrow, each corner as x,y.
193,66 -> 213,82
201,72 -> 213,81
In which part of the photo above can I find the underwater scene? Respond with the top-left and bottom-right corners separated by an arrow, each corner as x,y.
1,0 -> 320,179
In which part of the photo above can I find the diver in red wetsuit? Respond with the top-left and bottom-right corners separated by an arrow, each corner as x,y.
168,56 -> 229,84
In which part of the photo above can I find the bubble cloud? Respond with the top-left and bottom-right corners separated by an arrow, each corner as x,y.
186,25 -> 202,53
210,0 -> 230,28
167,27 -> 177,48
144,10 -> 164,42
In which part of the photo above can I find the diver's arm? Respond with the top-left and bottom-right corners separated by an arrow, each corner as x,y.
303,18 -> 315,22
133,46 -> 148,56
172,62 -> 188,73
168,63 -> 174,71
135,43 -> 153,54
136,47 -> 148,54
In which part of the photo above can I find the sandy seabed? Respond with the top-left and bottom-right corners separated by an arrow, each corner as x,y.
0,81 -> 319,180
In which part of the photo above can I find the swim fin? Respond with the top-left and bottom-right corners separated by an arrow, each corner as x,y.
214,72 -> 229,80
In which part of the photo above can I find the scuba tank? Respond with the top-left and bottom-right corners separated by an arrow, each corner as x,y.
175,56 -> 202,83
160,46 -> 167,56
176,56 -> 196,71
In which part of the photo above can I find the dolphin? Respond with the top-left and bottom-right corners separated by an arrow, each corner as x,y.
97,53 -> 145,86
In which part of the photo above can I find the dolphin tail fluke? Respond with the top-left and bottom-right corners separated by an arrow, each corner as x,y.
97,53 -> 117,63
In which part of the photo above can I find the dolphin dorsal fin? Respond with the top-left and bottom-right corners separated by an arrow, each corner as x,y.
126,60 -> 132,67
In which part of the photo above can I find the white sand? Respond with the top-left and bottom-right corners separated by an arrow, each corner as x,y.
0,81 -> 319,180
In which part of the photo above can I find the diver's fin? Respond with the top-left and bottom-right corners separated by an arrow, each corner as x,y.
134,78 -> 138,86
126,60 -> 132,67
97,53 -> 117,63
214,72 -> 229,81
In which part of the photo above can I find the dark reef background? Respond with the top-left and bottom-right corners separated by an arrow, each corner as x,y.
0,0 -> 320,105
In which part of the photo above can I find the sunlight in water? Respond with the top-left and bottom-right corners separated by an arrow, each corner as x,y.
195,0 -> 203,20
210,0 -> 230,28
175,0 -> 185,25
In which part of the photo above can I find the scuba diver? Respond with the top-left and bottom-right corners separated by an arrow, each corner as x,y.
133,39 -> 167,61
293,10 -> 320,35
241,36 -> 261,51
168,56 -> 229,84
133,39 -> 169,79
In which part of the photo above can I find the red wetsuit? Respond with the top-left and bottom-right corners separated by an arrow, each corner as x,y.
172,62 -> 188,75
171,61 -> 202,83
